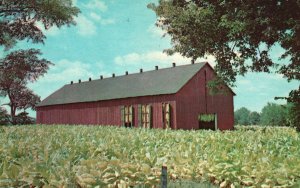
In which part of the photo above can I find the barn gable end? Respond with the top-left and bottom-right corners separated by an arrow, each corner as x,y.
175,63 -> 234,130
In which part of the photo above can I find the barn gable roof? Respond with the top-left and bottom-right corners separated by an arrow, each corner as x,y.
37,62 -> 207,107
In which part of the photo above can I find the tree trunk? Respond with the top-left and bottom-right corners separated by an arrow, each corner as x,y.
8,92 -> 16,125
10,105 -> 16,125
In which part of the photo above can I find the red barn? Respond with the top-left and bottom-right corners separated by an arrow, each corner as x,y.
36,62 -> 235,130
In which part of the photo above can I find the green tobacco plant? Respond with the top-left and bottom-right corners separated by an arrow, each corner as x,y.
198,114 -> 215,122
0,125 -> 300,187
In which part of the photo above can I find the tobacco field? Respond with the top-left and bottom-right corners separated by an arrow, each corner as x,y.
0,125 -> 299,188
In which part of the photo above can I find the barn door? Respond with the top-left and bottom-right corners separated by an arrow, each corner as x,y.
162,103 -> 171,129
121,106 -> 134,127
140,104 -> 152,129
129,106 -> 133,127
121,106 -> 125,127
198,113 -> 217,130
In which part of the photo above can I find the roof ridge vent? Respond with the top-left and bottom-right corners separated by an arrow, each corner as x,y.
155,66 -> 158,70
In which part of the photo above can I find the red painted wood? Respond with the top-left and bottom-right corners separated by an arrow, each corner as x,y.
37,95 -> 177,129
175,64 -> 234,130
37,63 -> 234,130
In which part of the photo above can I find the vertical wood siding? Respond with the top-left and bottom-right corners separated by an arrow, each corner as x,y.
37,95 -> 176,129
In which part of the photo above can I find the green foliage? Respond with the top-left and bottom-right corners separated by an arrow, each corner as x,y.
286,102 -> 300,131
148,0 -> 300,102
260,103 -> 288,126
198,114 -> 215,122
0,107 -> 9,125
0,49 -> 52,124
1,125 -> 300,187
249,111 -> 261,125
0,0 -> 79,123
0,0 -> 80,49
14,112 -> 35,125
234,107 -> 251,125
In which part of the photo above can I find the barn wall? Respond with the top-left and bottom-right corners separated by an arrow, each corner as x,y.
37,95 -> 176,129
175,64 -> 234,130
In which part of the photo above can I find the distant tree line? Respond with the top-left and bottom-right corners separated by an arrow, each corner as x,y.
235,103 -> 298,129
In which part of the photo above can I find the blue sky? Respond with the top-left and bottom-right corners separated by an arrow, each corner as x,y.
1,0 -> 299,117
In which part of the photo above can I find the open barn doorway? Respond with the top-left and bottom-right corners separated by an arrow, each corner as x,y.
198,114 -> 217,130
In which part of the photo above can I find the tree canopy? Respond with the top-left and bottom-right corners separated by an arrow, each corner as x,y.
0,49 -> 52,124
249,111 -> 260,125
0,0 -> 80,49
0,0 -> 79,124
148,0 -> 299,102
260,103 -> 288,126
234,107 -> 251,125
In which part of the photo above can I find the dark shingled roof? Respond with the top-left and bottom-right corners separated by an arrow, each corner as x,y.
37,62 -> 206,107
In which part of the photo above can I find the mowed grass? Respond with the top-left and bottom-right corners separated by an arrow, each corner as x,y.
0,125 -> 300,188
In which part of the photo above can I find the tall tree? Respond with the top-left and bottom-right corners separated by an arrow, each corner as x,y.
0,0 -> 79,124
0,0 -> 80,49
234,107 -> 251,125
260,103 -> 288,126
0,49 -> 52,124
148,0 -> 299,103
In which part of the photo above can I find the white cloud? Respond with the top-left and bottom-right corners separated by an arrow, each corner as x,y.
37,59 -> 95,83
114,51 -> 216,68
90,12 -> 115,25
28,59 -> 110,102
90,12 -> 101,21
75,15 -> 96,36
36,22 -> 60,36
114,51 -> 190,66
237,79 -> 251,85
269,74 -> 285,80
85,0 -> 107,12
148,24 -> 166,38
100,18 -> 115,25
